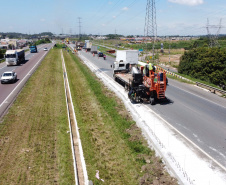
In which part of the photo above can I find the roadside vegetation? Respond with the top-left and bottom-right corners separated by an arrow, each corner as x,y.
94,38 -> 226,90
0,48 -> 6,63
63,49 -> 177,185
94,45 -> 116,58
30,38 -> 51,46
0,48 -> 74,184
179,47 -> 226,89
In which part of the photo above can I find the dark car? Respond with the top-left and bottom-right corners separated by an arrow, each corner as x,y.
98,52 -> 104,57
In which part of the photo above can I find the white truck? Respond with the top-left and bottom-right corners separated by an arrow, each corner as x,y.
84,40 -> 92,51
91,46 -> 98,54
5,49 -> 25,66
113,50 -> 139,73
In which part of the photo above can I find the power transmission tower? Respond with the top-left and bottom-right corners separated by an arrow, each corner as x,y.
206,18 -> 222,48
78,17 -> 82,40
144,0 -> 157,62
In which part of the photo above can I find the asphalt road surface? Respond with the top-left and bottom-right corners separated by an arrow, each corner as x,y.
74,46 -> 226,169
0,43 -> 54,117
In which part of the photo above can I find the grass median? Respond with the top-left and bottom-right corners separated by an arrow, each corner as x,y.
0,48 -> 74,184
64,50 -> 177,185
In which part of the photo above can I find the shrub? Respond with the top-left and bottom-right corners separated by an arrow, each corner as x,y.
178,47 -> 226,88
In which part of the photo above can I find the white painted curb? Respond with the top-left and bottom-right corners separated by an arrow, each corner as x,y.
61,50 -> 89,185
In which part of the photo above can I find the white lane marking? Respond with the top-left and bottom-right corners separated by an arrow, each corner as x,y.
170,84 -> 226,109
80,51 -> 226,174
0,44 -> 51,71
0,64 -> 6,70
0,46 -> 51,108
144,104 -> 226,172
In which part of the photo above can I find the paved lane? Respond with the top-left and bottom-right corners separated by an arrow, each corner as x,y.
76,47 -> 226,168
0,43 -> 53,117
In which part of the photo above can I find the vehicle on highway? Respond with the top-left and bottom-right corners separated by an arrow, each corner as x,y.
112,50 -> 167,105
84,40 -> 92,51
91,46 -> 97,54
5,49 -> 25,66
44,48 -> 48,51
98,52 -> 104,57
29,45 -> 38,53
1,71 -> 17,84
76,41 -> 84,51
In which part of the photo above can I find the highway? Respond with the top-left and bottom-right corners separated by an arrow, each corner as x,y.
0,43 -> 53,117
73,45 -> 226,169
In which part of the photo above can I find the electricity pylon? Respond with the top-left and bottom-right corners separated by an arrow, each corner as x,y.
144,0 -> 157,62
206,18 -> 222,48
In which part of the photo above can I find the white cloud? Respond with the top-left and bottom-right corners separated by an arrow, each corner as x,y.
112,15 -> 116,19
122,7 -> 128,11
102,24 -> 105,27
168,0 -> 204,6
40,18 -> 46,22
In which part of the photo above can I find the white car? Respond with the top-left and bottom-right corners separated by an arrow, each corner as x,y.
44,48 -> 48,51
1,71 -> 17,84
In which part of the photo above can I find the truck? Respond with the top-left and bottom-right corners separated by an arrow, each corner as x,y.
5,49 -> 25,66
91,46 -> 98,54
113,50 -> 167,105
76,42 -> 84,50
84,40 -> 92,51
29,45 -> 37,53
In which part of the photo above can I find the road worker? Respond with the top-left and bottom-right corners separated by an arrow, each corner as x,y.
143,61 -> 150,77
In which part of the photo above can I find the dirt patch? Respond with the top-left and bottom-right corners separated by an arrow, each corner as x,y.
160,54 -> 181,64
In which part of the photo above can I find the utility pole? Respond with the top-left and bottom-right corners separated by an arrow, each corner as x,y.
69,28 -> 72,36
206,18 -> 222,48
168,43 -> 170,65
78,17 -> 82,40
144,0 -> 157,63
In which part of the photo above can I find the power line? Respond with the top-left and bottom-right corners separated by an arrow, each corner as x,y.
91,0 -> 138,35
84,0 -> 125,29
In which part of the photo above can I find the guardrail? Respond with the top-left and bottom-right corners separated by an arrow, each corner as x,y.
155,65 -> 193,82
138,62 -> 192,82
196,82 -> 226,96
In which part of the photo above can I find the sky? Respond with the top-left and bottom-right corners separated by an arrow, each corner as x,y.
1,0 -> 226,36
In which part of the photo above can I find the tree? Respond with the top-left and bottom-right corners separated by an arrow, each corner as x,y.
178,47 -> 226,88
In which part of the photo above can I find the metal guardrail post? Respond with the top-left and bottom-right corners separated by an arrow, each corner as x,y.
196,82 -> 226,95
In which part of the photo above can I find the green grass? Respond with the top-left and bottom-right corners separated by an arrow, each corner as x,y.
166,74 -> 194,84
0,48 -> 74,184
171,71 -> 223,88
93,44 -> 116,58
63,50 -> 176,184
0,59 -> 5,63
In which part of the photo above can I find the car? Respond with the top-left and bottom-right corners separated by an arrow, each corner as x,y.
44,48 -> 48,51
1,71 -> 17,84
98,52 -> 104,57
